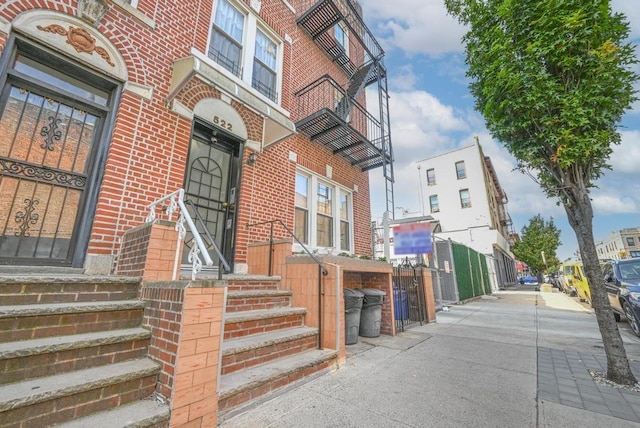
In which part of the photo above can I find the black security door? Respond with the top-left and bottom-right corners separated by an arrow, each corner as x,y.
0,48 -> 112,266
183,121 -> 241,270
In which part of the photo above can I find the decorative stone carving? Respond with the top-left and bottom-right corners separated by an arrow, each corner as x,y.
37,24 -> 115,67
77,0 -> 110,27
250,0 -> 262,13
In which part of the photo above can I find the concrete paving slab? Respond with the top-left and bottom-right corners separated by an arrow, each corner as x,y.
221,290 -> 640,428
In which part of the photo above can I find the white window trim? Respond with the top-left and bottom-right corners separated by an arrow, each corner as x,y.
207,0 -> 284,104
294,169 -> 354,255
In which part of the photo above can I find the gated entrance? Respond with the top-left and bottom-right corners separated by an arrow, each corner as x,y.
392,261 -> 428,332
0,46 -> 115,266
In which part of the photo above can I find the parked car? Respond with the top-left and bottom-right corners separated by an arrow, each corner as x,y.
561,262 -> 589,302
518,276 -> 538,285
603,258 -> 640,337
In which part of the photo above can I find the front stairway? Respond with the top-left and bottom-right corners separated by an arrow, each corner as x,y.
0,275 -> 169,428
217,276 -> 338,420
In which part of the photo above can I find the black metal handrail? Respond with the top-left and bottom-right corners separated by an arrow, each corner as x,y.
184,199 -> 231,280
295,74 -> 388,153
247,219 -> 328,349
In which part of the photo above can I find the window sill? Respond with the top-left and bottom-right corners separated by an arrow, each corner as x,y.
112,0 -> 155,28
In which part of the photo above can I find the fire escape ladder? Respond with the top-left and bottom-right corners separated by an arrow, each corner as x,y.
377,62 -> 394,217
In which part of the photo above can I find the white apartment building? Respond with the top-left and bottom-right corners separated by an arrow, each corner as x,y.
416,138 -> 517,289
596,228 -> 640,260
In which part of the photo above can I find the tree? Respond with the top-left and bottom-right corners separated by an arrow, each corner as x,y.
445,0 -> 639,385
513,215 -> 561,282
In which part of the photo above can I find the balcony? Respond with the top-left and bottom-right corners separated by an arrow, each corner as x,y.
295,75 -> 391,171
296,0 -> 384,76
296,0 -> 394,214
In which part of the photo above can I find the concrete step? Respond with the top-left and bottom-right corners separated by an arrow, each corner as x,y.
221,326 -> 318,375
0,300 -> 145,342
0,358 -> 160,427
54,398 -> 170,428
223,307 -> 307,340
0,275 -> 141,305
0,328 -> 151,385
225,289 -> 293,313
218,348 -> 338,415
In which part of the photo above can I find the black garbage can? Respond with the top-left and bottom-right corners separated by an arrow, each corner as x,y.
343,288 -> 365,345
359,288 -> 386,338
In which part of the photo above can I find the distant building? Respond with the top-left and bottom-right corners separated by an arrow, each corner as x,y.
596,228 -> 640,260
415,138 -> 517,288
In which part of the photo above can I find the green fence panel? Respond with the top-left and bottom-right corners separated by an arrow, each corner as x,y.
452,243 -> 474,301
453,243 -> 492,300
480,253 -> 491,294
470,248 -> 482,297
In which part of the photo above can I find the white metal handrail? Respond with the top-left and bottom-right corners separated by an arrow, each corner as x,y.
146,189 -> 213,280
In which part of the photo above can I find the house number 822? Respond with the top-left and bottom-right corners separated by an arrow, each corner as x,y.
213,115 -> 233,131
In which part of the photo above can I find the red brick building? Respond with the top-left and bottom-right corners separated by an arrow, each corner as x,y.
0,0 -> 393,274
0,0 -> 401,425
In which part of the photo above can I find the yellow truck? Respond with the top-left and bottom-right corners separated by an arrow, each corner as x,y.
561,262 -> 591,304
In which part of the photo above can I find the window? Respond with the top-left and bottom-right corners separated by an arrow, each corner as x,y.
426,168 -> 436,185
209,0 -> 244,76
631,251 -> 640,258
294,171 -> 353,252
459,189 -> 471,208
208,0 -> 281,102
316,183 -> 333,247
455,161 -> 466,179
626,237 -> 635,246
334,23 -> 349,54
339,192 -> 350,251
294,174 -> 309,244
253,30 -> 277,101
429,195 -> 439,213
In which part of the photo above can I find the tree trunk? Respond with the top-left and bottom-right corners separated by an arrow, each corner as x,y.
564,185 -> 637,386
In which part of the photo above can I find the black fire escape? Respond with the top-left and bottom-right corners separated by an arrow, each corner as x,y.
295,0 -> 394,216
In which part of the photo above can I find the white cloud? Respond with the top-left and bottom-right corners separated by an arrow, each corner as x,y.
612,0 -> 640,40
361,0 -> 466,56
388,64 -> 418,91
610,130 -> 640,173
591,195 -> 638,214
385,90 -> 468,166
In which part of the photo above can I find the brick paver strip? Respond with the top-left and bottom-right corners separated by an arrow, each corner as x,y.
537,347 -> 640,423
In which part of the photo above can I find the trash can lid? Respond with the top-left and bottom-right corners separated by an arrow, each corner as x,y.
343,288 -> 365,297
360,288 -> 386,296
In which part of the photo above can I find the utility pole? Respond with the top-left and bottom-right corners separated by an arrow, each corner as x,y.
417,165 -> 425,216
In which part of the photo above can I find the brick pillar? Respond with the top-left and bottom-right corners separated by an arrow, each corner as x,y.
141,281 -> 225,427
116,220 -> 182,281
421,269 -> 437,323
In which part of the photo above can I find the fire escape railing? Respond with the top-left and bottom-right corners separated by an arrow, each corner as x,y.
295,75 -> 391,171
296,0 -> 395,215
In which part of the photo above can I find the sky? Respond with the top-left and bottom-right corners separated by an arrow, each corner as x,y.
362,0 -> 640,262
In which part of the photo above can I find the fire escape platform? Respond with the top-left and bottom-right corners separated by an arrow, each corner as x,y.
296,109 -> 389,171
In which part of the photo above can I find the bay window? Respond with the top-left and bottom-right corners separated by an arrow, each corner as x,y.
294,171 -> 353,252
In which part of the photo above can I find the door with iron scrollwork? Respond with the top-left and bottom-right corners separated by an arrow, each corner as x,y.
183,122 -> 240,270
0,80 -> 104,266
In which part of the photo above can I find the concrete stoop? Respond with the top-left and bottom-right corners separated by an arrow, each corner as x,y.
0,275 -> 170,428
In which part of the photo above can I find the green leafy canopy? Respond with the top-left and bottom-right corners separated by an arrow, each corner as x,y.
512,214 -> 561,273
445,0 -> 638,200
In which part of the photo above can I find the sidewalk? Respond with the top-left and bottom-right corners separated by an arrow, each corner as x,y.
220,290 -> 640,427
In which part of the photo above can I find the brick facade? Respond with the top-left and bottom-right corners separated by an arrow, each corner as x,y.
0,0 -> 374,272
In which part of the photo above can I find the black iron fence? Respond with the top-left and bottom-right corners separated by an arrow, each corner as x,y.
392,262 -> 428,332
